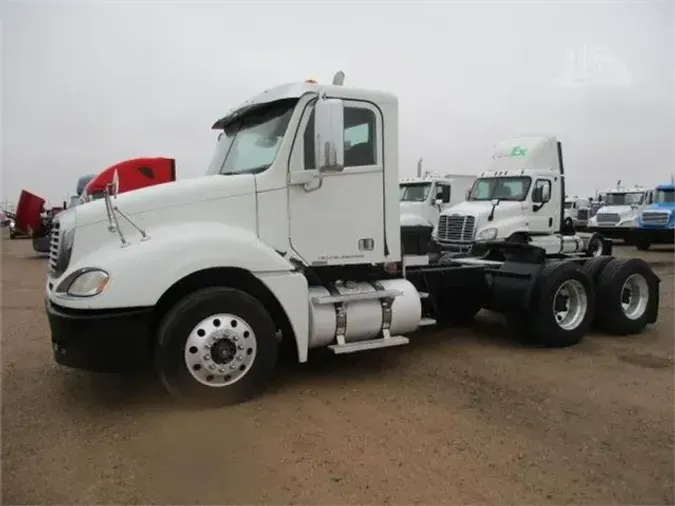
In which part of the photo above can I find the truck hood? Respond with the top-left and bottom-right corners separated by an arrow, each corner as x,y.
596,205 -> 635,216
444,200 -> 522,218
645,202 -> 675,211
75,174 -> 256,228
400,201 -> 432,226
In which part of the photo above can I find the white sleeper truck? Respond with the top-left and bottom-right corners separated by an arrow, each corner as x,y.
587,184 -> 655,242
45,73 -> 661,407
400,174 -> 475,254
434,137 -> 611,256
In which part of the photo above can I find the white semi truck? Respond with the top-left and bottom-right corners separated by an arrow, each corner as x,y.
45,73 -> 661,406
587,184 -> 655,242
434,137 -> 612,256
564,196 -> 591,230
400,174 -> 475,253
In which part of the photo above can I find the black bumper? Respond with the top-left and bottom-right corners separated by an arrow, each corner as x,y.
46,299 -> 154,373
586,226 -> 634,241
632,227 -> 675,245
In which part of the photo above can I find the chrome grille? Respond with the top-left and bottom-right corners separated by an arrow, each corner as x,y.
437,215 -> 475,243
641,211 -> 670,226
49,221 -> 61,272
596,213 -> 620,225
577,209 -> 589,221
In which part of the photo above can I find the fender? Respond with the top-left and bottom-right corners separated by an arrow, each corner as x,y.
50,222 -> 297,310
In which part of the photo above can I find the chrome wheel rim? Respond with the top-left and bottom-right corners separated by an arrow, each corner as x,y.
552,279 -> 588,330
184,313 -> 257,387
620,274 -> 649,320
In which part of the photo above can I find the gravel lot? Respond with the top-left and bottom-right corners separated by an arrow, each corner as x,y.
2,238 -> 673,505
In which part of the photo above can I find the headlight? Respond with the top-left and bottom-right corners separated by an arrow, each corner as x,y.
618,217 -> 637,227
588,217 -> 597,226
476,227 -> 498,241
55,268 -> 110,297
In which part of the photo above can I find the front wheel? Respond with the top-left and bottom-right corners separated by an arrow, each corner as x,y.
155,287 -> 279,407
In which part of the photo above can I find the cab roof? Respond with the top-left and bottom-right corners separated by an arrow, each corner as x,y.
212,81 -> 398,130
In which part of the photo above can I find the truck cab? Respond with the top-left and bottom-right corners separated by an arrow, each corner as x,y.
633,183 -> 675,250
80,157 -> 176,203
586,185 -> 654,241
435,137 -> 569,253
564,196 -> 591,230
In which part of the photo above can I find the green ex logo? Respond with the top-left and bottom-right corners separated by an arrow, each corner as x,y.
510,146 -> 528,157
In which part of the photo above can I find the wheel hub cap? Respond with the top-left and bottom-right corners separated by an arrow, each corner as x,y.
620,274 -> 649,320
184,313 -> 258,387
552,279 -> 588,331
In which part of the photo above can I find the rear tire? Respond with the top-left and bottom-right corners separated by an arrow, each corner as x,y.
595,258 -> 657,335
586,233 -> 612,257
636,240 -> 650,251
154,287 -> 278,407
524,262 -> 594,347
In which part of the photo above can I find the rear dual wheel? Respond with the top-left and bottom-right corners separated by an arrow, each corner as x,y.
595,258 -> 656,335
514,262 -> 594,347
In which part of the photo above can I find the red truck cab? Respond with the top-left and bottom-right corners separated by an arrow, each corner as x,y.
81,157 -> 176,202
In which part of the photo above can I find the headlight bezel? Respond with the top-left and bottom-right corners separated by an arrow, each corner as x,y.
55,267 -> 110,297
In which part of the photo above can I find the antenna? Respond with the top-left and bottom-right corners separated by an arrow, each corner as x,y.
671,173 -> 674,184
417,158 -> 423,178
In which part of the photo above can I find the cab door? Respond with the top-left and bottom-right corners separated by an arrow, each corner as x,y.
287,99 -> 385,266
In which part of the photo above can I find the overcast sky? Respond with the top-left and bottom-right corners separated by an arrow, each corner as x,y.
2,0 -> 674,205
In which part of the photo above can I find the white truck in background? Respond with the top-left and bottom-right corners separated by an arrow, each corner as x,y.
44,73 -> 661,407
586,184 -> 655,242
434,137 -> 612,256
399,174 -> 476,228
564,196 -> 591,230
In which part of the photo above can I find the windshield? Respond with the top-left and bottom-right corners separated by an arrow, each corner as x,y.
468,176 -> 531,201
400,183 -> 431,202
206,99 -> 297,176
605,192 -> 644,206
656,189 -> 675,203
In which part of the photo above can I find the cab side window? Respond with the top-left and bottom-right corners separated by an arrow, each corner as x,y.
532,179 -> 552,202
436,184 -> 451,203
303,105 -> 377,170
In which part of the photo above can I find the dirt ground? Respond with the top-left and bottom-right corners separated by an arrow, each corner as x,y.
1,238 -> 673,505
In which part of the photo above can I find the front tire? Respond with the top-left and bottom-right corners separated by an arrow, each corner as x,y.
155,287 -> 278,407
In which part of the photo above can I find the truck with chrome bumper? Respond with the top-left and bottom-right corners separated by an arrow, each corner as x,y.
45,75 -> 662,407
632,184 -> 675,250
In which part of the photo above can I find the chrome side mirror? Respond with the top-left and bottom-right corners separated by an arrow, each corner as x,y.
314,97 -> 344,173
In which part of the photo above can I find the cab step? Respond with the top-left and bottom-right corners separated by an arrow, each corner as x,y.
419,317 -> 436,326
328,335 -> 410,354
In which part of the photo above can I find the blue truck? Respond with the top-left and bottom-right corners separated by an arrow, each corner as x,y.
633,183 -> 675,251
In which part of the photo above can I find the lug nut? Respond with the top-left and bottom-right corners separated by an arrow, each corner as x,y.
209,364 -> 215,370
230,364 -> 236,370
204,355 -> 211,361
219,367 -> 225,373
237,356 -> 242,361
233,336 -> 238,341
238,345 -> 244,350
